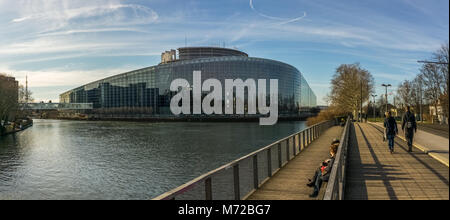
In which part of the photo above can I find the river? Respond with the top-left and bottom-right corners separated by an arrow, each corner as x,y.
0,119 -> 306,200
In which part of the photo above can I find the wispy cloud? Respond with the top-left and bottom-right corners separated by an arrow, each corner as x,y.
249,0 -> 306,24
10,1 -> 159,25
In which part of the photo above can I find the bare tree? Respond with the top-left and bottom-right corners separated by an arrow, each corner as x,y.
411,76 -> 424,110
328,63 -> 374,118
397,80 -> 414,107
420,64 -> 443,123
18,84 -> 34,103
432,43 -> 449,121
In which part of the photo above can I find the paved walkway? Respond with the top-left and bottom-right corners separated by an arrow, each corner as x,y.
345,123 -> 449,200
247,126 -> 343,200
417,123 -> 449,139
372,122 -> 449,166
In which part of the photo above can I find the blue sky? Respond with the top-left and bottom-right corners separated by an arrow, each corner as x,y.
0,0 -> 448,105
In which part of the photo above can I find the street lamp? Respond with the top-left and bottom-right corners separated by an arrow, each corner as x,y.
381,84 -> 392,115
417,74 -> 423,123
371,94 -> 377,120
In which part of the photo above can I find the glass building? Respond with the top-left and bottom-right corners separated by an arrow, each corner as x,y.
60,47 -> 316,117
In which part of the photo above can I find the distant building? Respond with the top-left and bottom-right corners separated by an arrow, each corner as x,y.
0,74 -> 19,121
0,74 -> 19,102
60,47 -> 317,118
429,99 -> 448,124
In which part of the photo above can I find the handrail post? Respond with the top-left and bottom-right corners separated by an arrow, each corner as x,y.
315,125 -> 318,138
302,130 -> 305,149
317,124 -> 320,137
308,128 -> 311,144
253,155 -> 258,189
267,148 -> 272,177
313,126 -> 316,139
233,164 -> 240,200
316,125 -> 319,138
205,177 -> 212,200
306,129 -> 309,146
292,136 -> 296,156
278,142 -> 282,168
286,139 -> 290,161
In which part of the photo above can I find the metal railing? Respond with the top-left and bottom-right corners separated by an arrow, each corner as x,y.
323,117 -> 352,200
153,119 -> 336,200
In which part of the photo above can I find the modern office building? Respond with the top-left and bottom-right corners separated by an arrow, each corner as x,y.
60,47 -> 316,117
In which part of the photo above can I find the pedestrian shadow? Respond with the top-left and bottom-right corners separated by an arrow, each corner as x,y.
369,124 -> 449,187
346,123 -> 413,200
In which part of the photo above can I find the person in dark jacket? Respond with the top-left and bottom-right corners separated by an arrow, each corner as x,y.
402,106 -> 417,152
384,111 -> 398,154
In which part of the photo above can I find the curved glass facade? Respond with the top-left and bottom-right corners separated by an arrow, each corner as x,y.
60,54 -> 316,116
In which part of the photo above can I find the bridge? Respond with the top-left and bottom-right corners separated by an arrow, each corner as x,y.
153,118 -> 448,200
20,103 -> 93,110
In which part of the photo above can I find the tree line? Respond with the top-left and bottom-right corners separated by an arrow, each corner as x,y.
396,43 -> 449,123
309,42 -> 448,125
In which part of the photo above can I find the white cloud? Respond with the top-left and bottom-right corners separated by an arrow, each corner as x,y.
249,0 -> 307,24
10,0 -> 158,25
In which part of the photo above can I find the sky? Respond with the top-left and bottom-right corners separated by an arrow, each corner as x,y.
0,0 -> 448,105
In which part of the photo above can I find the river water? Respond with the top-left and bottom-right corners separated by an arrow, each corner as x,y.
0,119 -> 306,200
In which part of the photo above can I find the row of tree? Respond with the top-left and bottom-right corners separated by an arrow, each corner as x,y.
396,43 -> 449,123
324,43 -> 448,124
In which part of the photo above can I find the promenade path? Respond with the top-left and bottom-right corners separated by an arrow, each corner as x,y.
247,125 -> 343,200
345,123 -> 449,200
372,122 -> 449,167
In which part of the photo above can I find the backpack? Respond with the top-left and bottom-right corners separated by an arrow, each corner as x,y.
405,113 -> 414,129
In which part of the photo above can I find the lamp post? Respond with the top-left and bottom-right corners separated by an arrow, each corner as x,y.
381,84 -> 391,114
371,94 -> 377,121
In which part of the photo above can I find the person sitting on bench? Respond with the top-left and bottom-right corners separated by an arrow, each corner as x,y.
306,139 -> 339,197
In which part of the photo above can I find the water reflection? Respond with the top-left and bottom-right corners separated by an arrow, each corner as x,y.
0,119 -> 306,199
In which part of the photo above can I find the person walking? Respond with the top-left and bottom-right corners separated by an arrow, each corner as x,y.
384,111 -> 398,154
402,106 -> 417,152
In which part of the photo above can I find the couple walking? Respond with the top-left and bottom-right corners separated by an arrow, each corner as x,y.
384,106 -> 417,154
